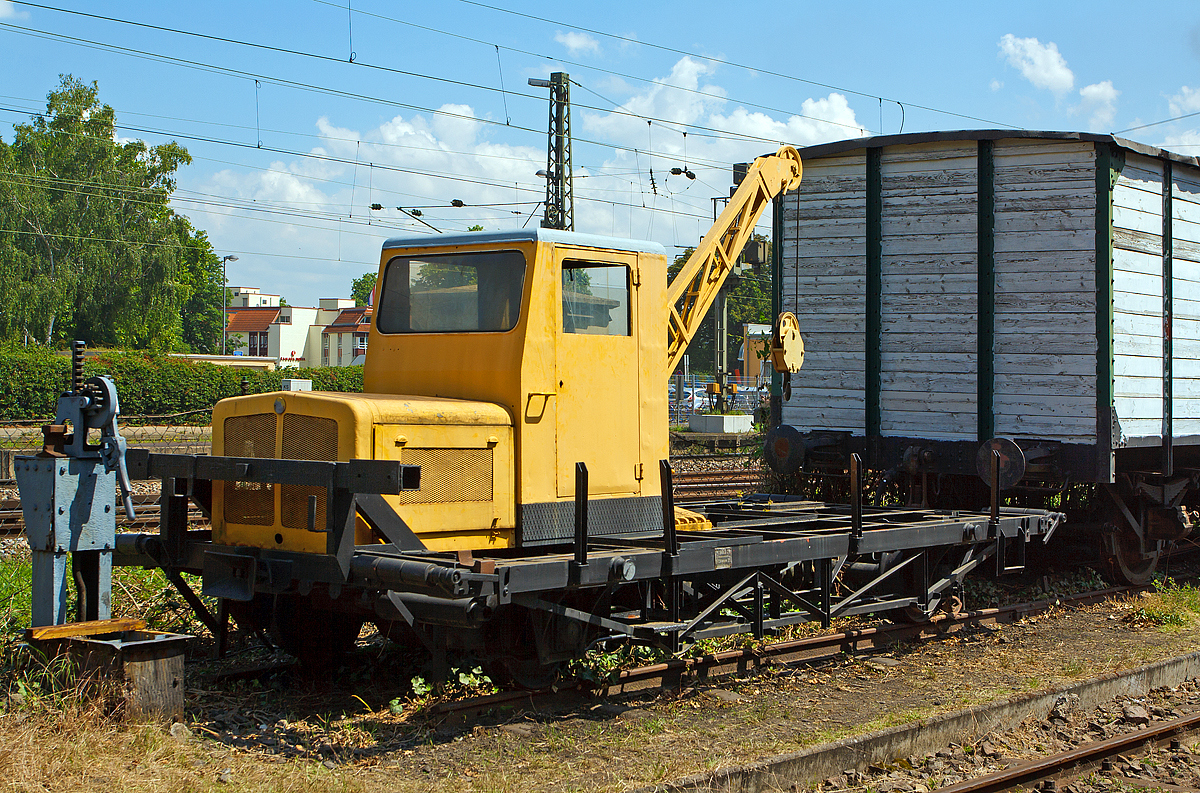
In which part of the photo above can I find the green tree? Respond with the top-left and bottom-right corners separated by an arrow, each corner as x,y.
351,271 -> 376,306
175,222 -> 223,353
0,75 -> 221,351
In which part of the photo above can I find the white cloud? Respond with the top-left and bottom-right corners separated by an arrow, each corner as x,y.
179,108 -> 549,304
180,56 -> 865,303
1169,86 -> 1200,117
989,79 -> 1003,92
1079,80 -> 1119,130
582,56 -> 862,158
1162,129 -> 1200,150
998,34 -> 1074,97
1156,88 -> 1200,154
0,1 -> 29,19
554,31 -> 600,56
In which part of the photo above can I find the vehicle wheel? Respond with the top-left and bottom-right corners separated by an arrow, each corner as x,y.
1108,525 -> 1160,586
270,595 -> 364,672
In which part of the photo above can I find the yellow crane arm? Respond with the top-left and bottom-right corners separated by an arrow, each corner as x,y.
665,145 -> 803,378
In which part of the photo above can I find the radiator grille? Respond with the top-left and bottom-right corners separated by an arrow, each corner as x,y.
280,415 -> 338,529
281,415 -> 338,461
396,448 -> 493,503
223,413 -> 276,525
224,413 -> 276,458
281,486 -> 327,530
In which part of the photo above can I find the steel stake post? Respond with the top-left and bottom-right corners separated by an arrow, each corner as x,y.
659,459 -> 681,651
850,453 -> 864,544
574,462 -> 589,568
990,449 -> 1001,532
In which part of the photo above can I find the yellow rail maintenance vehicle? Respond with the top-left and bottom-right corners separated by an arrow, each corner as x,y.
110,145 -> 1061,680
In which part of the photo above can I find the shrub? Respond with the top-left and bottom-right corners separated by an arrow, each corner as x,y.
0,347 -> 362,420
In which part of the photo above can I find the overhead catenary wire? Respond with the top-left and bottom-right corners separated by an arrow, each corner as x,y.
0,9 -> 787,238
0,22 -> 761,175
495,45 -> 511,125
0,128 -> 542,213
0,89 -> 656,176
0,226 -> 387,264
0,104 -> 721,222
312,0 -> 874,136
451,0 -> 1021,130
0,106 -> 728,230
0,7 -> 834,150
0,173 -> 442,238
1115,110 -> 1200,135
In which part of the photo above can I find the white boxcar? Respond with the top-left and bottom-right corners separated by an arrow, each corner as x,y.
779,131 -> 1200,485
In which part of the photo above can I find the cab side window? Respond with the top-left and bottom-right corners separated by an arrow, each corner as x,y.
562,261 -> 630,336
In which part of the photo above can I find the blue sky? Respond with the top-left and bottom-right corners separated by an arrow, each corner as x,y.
4,0 -> 1200,306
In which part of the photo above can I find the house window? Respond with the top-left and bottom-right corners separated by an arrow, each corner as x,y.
322,334 -> 329,366
353,333 -> 368,355
337,333 -> 343,363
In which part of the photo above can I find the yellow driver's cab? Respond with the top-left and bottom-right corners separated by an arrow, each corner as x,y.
212,228 -> 670,554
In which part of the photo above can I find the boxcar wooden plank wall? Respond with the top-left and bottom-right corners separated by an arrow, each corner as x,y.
777,132 -> 1200,479
879,141 -> 978,440
1173,168 -> 1200,440
991,140 -> 1097,444
1112,153 -> 1165,444
780,154 -> 868,432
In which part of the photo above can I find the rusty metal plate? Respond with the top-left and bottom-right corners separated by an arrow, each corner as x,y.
763,424 -> 805,476
975,437 -> 1026,490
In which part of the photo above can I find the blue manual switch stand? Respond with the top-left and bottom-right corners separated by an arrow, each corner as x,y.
14,341 -> 135,627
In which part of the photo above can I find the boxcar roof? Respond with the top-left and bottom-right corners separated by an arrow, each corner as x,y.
786,129 -> 1200,169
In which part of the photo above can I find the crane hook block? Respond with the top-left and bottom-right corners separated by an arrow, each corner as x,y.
770,312 -> 804,374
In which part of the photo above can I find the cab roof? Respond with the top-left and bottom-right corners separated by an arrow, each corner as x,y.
381,227 -> 667,256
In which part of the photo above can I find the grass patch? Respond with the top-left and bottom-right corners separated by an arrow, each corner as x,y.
0,550 -> 210,718
1124,577 -> 1200,630
1063,659 -> 1087,677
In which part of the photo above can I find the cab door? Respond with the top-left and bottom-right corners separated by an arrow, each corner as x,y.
554,249 -> 642,497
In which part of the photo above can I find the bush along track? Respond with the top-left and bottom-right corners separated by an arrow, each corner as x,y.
0,347 -> 362,420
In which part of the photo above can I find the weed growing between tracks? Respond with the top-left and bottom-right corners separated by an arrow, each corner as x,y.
1121,577 -> 1200,629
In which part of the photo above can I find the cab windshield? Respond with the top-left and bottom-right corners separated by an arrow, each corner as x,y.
376,250 -> 526,333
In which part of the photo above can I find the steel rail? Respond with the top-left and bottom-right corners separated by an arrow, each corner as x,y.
671,468 -> 763,502
937,709 -> 1200,793
428,586 -> 1137,718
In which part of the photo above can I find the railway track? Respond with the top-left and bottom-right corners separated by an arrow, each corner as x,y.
427,586 -> 1137,720
940,709 -> 1200,792
670,467 -> 763,502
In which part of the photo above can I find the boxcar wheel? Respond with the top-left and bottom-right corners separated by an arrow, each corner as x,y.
1108,525 -> 1160,586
